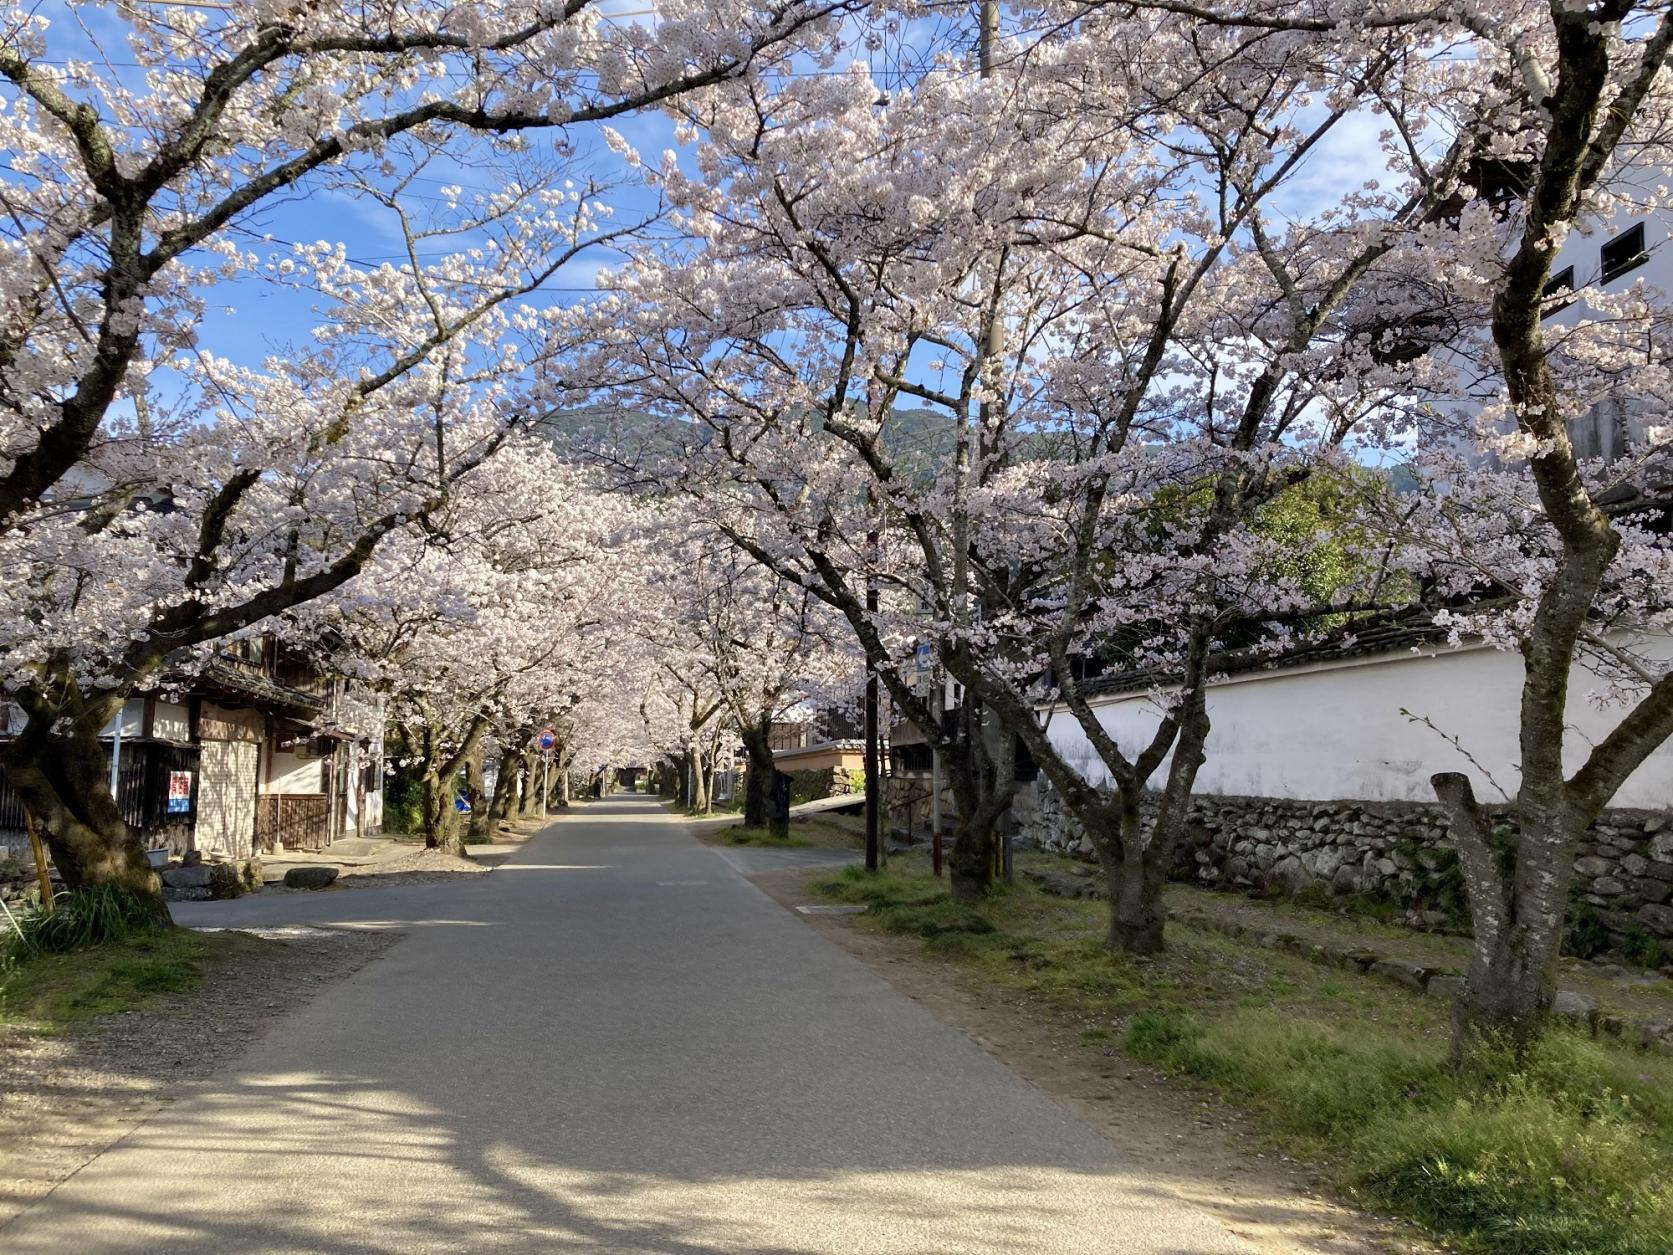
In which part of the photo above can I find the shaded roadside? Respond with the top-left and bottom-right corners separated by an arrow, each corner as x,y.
1,926 -> 394,1227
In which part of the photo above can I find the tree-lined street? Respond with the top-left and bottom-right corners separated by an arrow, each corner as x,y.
6,799 -> 1253,1254
6,3 -> 1673,1249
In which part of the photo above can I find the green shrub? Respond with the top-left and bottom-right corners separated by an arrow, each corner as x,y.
3,884 -> 166,960
1618,928 -> 1667,971
1564,906 -> 1613,961
382,770 -> 422,835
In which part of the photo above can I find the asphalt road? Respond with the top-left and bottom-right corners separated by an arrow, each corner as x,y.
5,797 -> 1255,1254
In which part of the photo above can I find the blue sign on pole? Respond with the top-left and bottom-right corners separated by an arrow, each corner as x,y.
537,726 -> 556,752
454,794 -> 472,814
914,642 -> 932,674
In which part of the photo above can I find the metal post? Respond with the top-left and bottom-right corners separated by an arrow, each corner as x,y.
22,806 -> 54,914
541,753 -> 549,819
930,746 -> 943,856
109,705 -> 122,796
864,654 -> 880,874
864,514 -> 881,873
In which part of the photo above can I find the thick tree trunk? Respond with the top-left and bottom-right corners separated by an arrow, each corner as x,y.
1099,794 -> 1166,954
1107,690 -> 1211,955
944,719 -> 1014,903
946,792 -> 1010,902
518,751 -> 537,816
487,747 -> 520,830
0,700 -> 163,910
465,748 -> 490,843
949,694 -> 1019,900
685,744 -> 708,813
1433,772 -> 1575,1056
741,720 -> 775,828
419,764 -> 462,853
547,747 -> 568,807
416,715 -> 487,855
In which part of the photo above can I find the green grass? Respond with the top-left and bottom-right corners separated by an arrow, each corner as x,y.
812,856 -> 1673,1255
0,927 -> 209,1029
713,825 -> 814,848
2,883 -> 168,960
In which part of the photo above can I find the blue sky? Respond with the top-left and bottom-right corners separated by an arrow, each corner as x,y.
5,2 -> 983,378
8,2 -> 1396,394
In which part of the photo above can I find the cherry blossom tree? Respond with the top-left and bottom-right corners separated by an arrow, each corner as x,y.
576,13 -> 1455,941
309,442 -> 633,852
0,0 -> 855,902
997,0 -> 1673,1042
1245,0 -> 1673,1051
639,515 -> 853,825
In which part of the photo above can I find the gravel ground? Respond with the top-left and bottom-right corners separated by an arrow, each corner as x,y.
0,925 -> 396,1228
336,847 -> 491,888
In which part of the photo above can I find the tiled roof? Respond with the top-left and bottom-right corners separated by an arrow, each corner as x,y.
1077,615 -> 1453,700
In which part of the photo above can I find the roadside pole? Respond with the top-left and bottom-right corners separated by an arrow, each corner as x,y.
109,708 -> 122,797
930,745 -> 942,877
864,495 -> 881,873
22,805 -> 53,914
536,726 -> 557,820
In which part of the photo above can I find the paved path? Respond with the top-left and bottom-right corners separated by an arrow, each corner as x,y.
5,798 -> 1255,1254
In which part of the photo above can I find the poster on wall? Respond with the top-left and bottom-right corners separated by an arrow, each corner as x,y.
166,771 -> 193,815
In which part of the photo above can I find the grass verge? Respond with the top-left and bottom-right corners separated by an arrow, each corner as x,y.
711,825 -> 814,848
0,928 -> 211,1030
812,858 -> 1673,1255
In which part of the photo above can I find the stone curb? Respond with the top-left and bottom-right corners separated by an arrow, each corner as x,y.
1173,908 -> 1673,1055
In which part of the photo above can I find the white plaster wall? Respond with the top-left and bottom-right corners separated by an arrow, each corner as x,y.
1043,643 -> 1673,809
97,698 -> 145,739
264,750 -> 322,794
151,701 -> 191,744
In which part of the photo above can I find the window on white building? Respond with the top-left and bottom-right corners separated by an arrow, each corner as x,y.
1600,222 -> 1648,283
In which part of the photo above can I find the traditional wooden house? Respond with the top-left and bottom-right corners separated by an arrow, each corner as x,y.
0,636 -> 382,869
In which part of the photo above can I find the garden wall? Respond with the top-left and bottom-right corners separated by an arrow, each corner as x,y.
1018,786 -> 1673,961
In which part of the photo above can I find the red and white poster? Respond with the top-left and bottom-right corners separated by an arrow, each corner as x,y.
166,771 -> 192,815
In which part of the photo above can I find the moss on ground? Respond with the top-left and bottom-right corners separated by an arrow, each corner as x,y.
712,826 -> 815,848
812,856 -> 1673,1255
0,928 -> 215,1030
700,817 -> 862,851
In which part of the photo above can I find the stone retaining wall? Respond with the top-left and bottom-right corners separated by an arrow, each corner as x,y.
1018,785 -> 1673,959
787,766 -> 862,806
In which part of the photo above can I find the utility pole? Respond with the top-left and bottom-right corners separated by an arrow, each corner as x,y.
863,490 -> 881,874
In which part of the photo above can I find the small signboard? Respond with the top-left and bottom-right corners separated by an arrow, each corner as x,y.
914,642 -> 932,674
454,794 -> 472,814
166,771 -> 192,815
536,726 -> 556,752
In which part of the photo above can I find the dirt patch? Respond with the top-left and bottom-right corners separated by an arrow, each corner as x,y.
751,867 -> 1437,1255
0,926 -> 396,1228
339,847 -> 490,887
